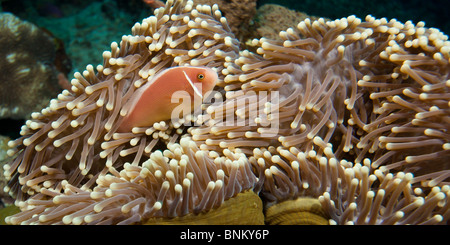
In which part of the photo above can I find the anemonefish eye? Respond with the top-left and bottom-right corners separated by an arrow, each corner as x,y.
197,73 -> 205,80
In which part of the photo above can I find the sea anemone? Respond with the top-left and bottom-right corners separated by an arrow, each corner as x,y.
6,137 -> 262,225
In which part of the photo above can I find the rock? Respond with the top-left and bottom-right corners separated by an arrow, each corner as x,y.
0,12 -> 68,120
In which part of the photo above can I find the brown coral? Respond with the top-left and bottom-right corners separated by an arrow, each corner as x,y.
0,13 -> 67,120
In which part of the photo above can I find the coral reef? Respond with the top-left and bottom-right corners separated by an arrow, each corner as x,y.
251,4 -> 323,41
193,0 -> 257,41
2,0 -> 450,225
0,13 -> 68,120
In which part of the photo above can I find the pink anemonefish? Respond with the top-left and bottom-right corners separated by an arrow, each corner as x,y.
117,66 -> 218,132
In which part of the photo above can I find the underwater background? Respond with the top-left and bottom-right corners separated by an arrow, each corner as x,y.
0,0 -> 449,208
1,0 -> 449,76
